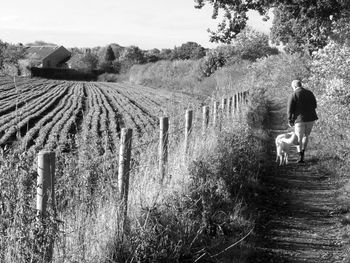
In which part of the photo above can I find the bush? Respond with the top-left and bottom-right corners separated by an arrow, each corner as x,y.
199,48 -> 229,77
69,53 -> 99,73
171,42 -> 206,60
30,67 -> 98,81
98,60 -> 121,74
97,73 -> 119,82
128,60 -> 215,96
307,41 -> 350,161
247,53 -> 311,104
234,27 -> 279,61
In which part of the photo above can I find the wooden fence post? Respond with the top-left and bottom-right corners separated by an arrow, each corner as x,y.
213,101 -> 219,127
221,98 -> 227,112
227,97 -> 232,117
49,152 -> 56,217
37,151 -> 55,218
232,95 -> 237,116
238,92 -> 242,112
220,98 -> 227,129
118,128 -> 133,224
159,117 -> 169,180
36,150 -> 55,262
202,106 -> 209,133
184,110 -> 193,152
245,91 -> 249,104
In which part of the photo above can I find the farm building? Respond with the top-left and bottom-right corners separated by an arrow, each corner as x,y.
25,45 -> 71,68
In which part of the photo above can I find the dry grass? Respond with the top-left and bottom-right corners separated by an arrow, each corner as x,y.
0,94 -> 269,262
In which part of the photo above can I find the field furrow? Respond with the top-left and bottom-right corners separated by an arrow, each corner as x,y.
0,85 -> 70,146
45,84 -> 84,151
0,77 -> 198,153
93,84 -> 121,150
20,85 -> 77,151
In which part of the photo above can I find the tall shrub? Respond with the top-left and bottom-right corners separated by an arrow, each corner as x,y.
308,41 -> 350,160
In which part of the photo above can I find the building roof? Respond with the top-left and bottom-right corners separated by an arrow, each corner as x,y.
26,46 -> 60,60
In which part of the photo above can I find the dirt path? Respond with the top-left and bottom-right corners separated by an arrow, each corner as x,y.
247,103 -> 346,262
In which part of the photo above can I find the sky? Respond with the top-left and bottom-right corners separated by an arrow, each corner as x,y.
0,0 -> 273,50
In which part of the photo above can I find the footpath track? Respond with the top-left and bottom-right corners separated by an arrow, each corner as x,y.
248,102 -> 346,262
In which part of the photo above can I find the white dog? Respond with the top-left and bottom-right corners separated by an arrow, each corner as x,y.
275,132 -> 299,165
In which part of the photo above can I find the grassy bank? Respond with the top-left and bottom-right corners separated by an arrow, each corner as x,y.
129,60 -> 217,97
0,87 -> 269,262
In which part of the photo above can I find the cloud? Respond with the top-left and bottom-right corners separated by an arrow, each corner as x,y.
0,15 -> 20,23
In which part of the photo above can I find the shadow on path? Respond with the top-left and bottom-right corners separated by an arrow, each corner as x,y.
247,102 -> 345,263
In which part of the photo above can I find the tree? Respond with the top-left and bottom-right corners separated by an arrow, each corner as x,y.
159,49 -> 172,60
0,41 -> 26,75
98,45 -> 118,73
194,0 -> 350,52
70,52 -> 98,72
234,27 -> 278,61
105,45 -> 115,62
199,48 -> 227,77
171,42 -> 206,60
0,40 -> 7,68
119,46 -> 145,72
144,48 -> 161,63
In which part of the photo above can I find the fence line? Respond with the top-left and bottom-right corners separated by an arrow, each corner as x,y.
159,117 -> 169,180
118,128 -> 132,232
32,90 -> 249,262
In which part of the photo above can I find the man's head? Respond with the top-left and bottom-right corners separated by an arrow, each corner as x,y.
291,80 -> 302,91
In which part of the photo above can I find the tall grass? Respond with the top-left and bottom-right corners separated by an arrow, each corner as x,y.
0,87 -> 269,262
129,60 -> 217,97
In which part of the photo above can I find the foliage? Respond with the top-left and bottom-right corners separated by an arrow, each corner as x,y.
96,44 -> 123,63
104,45 -> 116,62
0,40 -> 26,74
234,27 -> 279,61
0,150 -> 58,262
159,48 -> 173,60
172,41 -> 206,60
199,47 -> 228,77
199,28 -> 278,78
119,46 -> 145,72
69,52 -> 99,73
128,59 -> 216,96
144,48 -> 161,63
98,60 -> 121,74
97,72 -> 120,82
195,0 -> 350,52
248,53 -> 311,104
309,41 -> 350,95
329,11 -> 350,46
211,51 -> 311,107
307,41 -> 350,160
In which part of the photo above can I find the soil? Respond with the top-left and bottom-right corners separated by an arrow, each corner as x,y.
246,103 -> 349,262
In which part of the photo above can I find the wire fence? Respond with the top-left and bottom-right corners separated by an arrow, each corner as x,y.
0,91 -> 249,152
0,89 -> 250,262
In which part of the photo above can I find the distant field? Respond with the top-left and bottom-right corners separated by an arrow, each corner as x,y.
0,77 -> 199,153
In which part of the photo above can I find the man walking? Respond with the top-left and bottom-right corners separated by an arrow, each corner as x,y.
288,80 -> 318,163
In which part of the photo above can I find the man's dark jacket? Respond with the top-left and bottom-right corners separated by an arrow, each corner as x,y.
288,87 -> 318,124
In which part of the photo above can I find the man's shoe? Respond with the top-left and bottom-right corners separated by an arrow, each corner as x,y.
297,150 -> 305,163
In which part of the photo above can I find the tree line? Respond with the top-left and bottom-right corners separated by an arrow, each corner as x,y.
0,27 -> 279,79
